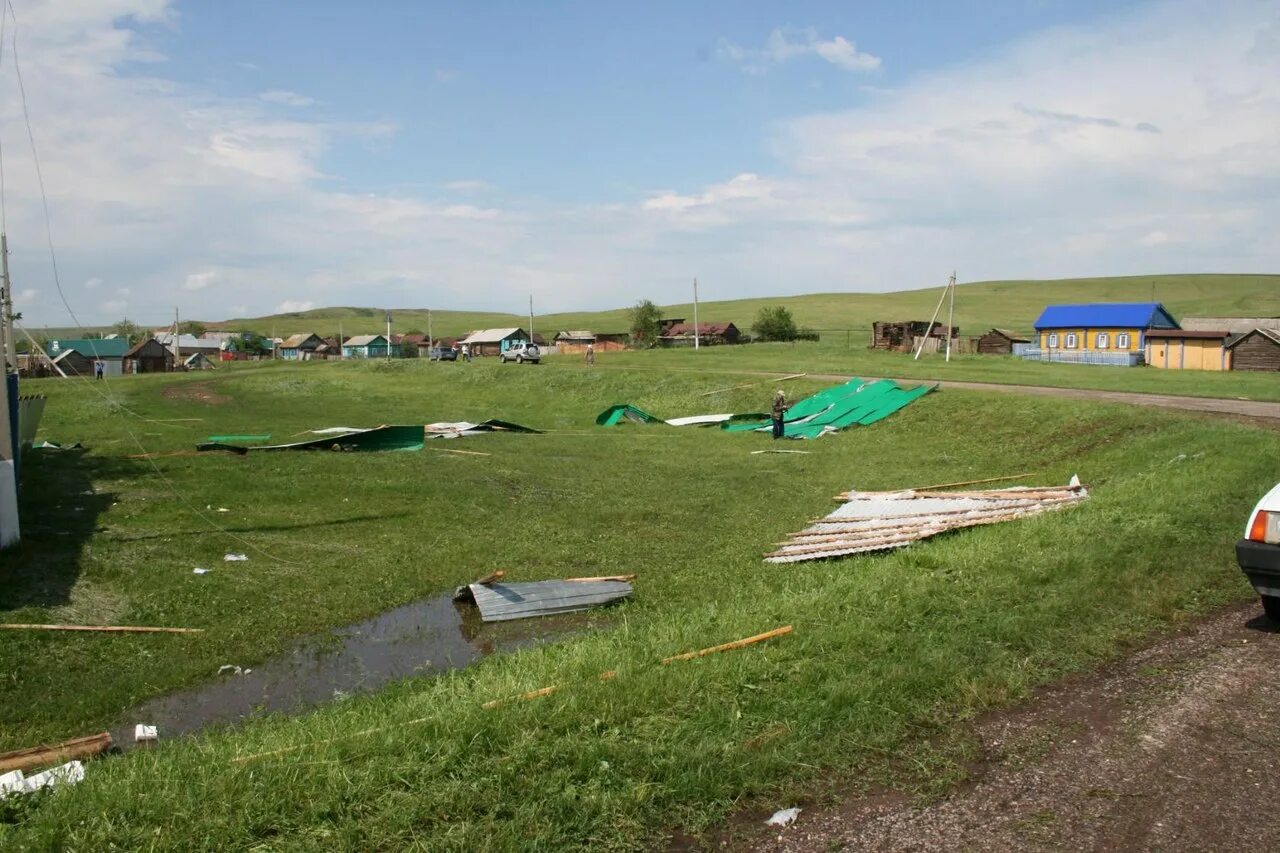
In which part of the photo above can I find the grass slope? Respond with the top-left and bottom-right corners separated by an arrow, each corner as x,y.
218,273 -> 1280,338
1,360 -> 1276,848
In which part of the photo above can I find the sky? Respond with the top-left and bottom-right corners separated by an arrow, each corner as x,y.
0,0 -> 1276,326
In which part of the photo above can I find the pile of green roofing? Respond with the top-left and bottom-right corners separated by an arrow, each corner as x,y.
722,378 -> 934,439
595,404 -> 661,426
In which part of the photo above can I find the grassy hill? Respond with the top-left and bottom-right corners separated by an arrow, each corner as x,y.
214,273 -> 1280,339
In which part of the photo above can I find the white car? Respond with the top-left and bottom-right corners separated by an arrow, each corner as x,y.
500,342 -> 540,364
1238,482 -> 1280,619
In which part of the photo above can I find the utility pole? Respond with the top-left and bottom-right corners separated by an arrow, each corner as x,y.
528,294 -> 534,345
945,271 -> 956,363
693,277 -> 700,350
0,233 -> 16,371
427,309 -> 433,353
385,311 -> 392,360
338,321 -> 344,360
172,306 -> 181,369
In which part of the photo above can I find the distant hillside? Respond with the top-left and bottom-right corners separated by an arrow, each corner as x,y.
215,273 -> 1280,339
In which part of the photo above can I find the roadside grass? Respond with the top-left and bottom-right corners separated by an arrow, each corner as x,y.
578,341 -> 1280,402
1,359 -> 1275,849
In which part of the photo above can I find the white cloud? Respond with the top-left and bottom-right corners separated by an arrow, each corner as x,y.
276,300 -> 314,313
183,270 -> 217,291
258,89 -> 315,107
1140,230 -> 1172,246
101,299 -> 128,315
83,276 -> 101,289
445,179 -> 495,193
718,28 -> 881,74
14,288 -> 36,305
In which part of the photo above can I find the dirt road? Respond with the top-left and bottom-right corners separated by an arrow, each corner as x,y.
752,601 -> 1280,852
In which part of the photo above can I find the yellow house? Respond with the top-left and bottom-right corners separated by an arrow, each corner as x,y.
1033,302 -> 1180,358
1145,330 -> 1232,371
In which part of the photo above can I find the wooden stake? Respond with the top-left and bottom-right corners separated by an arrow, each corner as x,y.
431,447 -> 490,457
661,625 -> 793,664
0,623 -> 202,634
473,570 -> 506,586
0,732 -> 113,774
564,575 -> 636,583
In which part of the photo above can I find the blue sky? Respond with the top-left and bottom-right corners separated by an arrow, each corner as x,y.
3,0 -> 1277,325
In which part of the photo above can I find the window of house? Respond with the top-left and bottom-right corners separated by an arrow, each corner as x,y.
1096,332 -> 1109,349
1048,333 -> 1059,348
1117,333 -> 1130,349
1066,333 -> 1078,349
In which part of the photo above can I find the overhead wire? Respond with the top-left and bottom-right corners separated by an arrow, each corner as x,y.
0,0 -> 320,564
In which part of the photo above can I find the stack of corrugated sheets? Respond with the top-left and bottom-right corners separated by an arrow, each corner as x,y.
765,478 -> 1088,564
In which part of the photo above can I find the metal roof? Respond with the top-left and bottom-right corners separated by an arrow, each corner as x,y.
555,330 -> 596,340
46,337 -> 129,358
1183,317 -> 1280,334
281,333 -> 321,348
1225,327 -> 1280,349
988,328 -> 1030,342
1033,303 -> 1178,330
155,333 -> 223,351
662,322 -> 736,336
343,334 -> 386,347
460,328 -> 525,344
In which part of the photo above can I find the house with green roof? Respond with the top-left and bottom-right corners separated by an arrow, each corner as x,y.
45,337 -> 129,377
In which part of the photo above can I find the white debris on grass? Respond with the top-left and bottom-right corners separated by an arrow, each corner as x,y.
766,807 -> 801,827
218,664 -> 252,676
134,724 -> 158,743
223,554 -> 249,562
192,568 -> 210,575
0,762 -> 86,799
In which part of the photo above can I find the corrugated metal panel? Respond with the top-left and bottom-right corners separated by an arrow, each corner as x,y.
1034,303 -> 1176,330
766,481 -> 1088,564
467,580 -> 633,622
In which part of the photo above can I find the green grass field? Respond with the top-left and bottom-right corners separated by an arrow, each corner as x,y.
1,358 -> 1276,848
216,273 -> 1280,338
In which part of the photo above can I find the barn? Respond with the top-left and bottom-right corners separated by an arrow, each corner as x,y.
871,321 -> 957,352
1144,330 -> 1232,371
460,328 -> 530,357
1225,328 -> 1280,372
976,328 -> 1030,355
123,338 -> 172,374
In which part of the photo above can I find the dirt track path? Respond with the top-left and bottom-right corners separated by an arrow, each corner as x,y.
752,601 -> 1280,852
594,364 -> 1280,421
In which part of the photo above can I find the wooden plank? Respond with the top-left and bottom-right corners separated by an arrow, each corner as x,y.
661,625 -> 793,664
697,373 -> 805,397
564,574 -> 636,583
0,623 -> 202,634
0,732 -> 113,774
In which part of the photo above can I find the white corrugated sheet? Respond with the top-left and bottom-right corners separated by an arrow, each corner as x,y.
765,478 -> 1088,564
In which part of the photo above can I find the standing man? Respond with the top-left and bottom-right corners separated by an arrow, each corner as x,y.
585,342 -> 595,367
94,360 -> 104,380
771,389 -> 787,439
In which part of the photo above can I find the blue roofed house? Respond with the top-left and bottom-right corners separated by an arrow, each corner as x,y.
1028,303 -> 1179,366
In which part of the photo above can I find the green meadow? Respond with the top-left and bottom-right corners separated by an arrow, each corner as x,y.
1,357 -> 1276,848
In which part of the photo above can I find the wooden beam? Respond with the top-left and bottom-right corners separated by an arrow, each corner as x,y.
0,732 -> 113,774
661,625 -> 793,664
564,574 -> 636,583
0,623 -> 202,634
697,373 -> 805,397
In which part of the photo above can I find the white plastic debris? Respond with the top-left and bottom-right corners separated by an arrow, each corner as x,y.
134,724 -> 158,743
218,664 -> 243,676
0,769 -> 25,798
223,553 -> 249,562
765,807 -> 801,827
216,507 -> 230,513
192,568 -> 210,575
12,761 -> 85,796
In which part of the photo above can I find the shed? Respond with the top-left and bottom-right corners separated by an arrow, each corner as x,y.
660,322 -> 741,346
554,330 -> 596,354
279,333 -> 324,361
51,348 -> 93,377
183,352 -> 216,370
342,334 -> 400,359
45,338 -> 127,376
459,328 -> 529,357
123,338 -> 172,374
1145,329 -> 1232,371
976,328 -> 1030,355
1225,328 -> 1280,372
594,332 -> 630,351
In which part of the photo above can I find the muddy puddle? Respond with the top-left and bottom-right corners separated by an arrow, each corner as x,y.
111,592 -> 596,746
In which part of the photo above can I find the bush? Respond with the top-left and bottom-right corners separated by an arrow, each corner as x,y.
751,306 -> 798,341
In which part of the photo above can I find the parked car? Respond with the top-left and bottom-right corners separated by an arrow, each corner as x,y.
428,347 -> 457,361
500,342 -> 540,364
1238,482 -> 1280,619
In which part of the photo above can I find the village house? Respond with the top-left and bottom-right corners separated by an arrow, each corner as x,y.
1026,302 -> 1179,366
341,334 -> 399,359
155,333 -> 224,359
459,328 -> 530,357
279,333 -> 325,360
871,321 -> 957,352
45,338 -> 128,376
660,322 -> 741,346
553,331 -> 596,354
1145,330 -> 1233,371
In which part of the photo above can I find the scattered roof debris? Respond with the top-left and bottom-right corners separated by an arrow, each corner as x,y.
766,807 -> 802,827
0,761 -> 85,799
723,378 -> 935,438
457,577 -> 634,623
766,478 -> 1088,563
596,404 -> 661,426
200,421 -> 541,454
